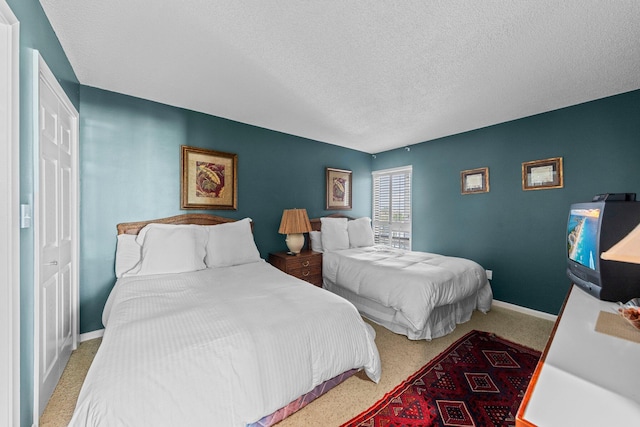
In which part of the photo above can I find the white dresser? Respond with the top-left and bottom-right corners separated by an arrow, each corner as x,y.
517,284 -> 640,426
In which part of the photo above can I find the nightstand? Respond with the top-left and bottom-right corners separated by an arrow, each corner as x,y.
268,250 -> 323,287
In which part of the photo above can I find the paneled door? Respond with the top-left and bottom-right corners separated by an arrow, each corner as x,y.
34,52 -> 79,421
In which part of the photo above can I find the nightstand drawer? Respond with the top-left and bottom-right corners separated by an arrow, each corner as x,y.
299,273 -> 322,287
286,256 -> 321,270
268,250 -> 323,287
289,264 -> 321,280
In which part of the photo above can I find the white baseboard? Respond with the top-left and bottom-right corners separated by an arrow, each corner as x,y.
492,299 -> 557,322
80,329 -> 104,342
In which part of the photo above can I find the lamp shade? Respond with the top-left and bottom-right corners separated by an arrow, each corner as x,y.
278,209 -> 312,235
601,223 -> 640,264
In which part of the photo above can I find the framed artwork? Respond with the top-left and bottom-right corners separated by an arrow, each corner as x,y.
522,157 -> 563,191
181,145 -> 237,209
461,167 -> 489,194
326,167 -> 352,210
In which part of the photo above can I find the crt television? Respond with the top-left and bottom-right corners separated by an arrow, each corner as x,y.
567,198 -> 640,302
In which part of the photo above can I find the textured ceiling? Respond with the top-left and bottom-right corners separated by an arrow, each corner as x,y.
40,1 -> 640,154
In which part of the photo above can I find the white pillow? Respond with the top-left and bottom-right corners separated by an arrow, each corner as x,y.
115,234 -> 141,278
135,222 -> 202,245
320,217 -> 349,252
126,225 -> 208,276
348,217 -> 375,248
205,218 -> 261,268
309,230 -> 323,253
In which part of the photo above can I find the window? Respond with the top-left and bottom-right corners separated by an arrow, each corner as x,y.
372,166 -> 412,249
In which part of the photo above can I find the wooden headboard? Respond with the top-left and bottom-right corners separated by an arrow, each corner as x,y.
309,213 -> 355,232
116,213 -> 240,235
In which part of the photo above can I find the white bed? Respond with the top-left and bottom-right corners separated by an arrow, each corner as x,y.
69,214 -> 380,427
310,215 -> 493,340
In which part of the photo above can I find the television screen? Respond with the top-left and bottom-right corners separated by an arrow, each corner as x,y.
567,208 -> 601,270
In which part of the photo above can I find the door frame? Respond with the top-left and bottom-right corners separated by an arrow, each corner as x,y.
0,2 -> 20,425
32,50 -> 80,423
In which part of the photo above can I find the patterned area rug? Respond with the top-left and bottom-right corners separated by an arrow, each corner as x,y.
341,330 -> 541,427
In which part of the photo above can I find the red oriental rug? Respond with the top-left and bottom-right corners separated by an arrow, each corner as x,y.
341,330 -> 541,427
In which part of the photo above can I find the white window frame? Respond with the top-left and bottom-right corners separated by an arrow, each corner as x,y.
372,165 -> 412,249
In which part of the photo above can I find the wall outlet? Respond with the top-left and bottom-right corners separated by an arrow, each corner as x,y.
486,270 -> 493,280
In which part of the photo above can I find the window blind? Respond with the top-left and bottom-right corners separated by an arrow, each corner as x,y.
372,166 -> 412,249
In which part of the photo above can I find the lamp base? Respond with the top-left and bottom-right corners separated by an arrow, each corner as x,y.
285,233 -> 305,254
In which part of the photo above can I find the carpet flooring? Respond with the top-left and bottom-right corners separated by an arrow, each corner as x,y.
40,304 -> 554,427
341,330 -> 541,426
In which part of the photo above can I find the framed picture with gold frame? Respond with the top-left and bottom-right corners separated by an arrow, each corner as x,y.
326,167 -> 352,210
181,145 -> 237,209
461,167 -> 489,194
522,157 -> 563,191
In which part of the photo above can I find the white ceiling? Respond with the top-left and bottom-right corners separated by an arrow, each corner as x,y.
40,1 -> 640,154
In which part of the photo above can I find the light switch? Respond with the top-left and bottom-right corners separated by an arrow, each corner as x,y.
20,204 -> 31,228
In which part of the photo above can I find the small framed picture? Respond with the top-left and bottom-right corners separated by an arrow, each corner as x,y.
326,167 -> 352,210
522,157 -> 563,191
461,167 -> 489,194
181,145 -> 238,209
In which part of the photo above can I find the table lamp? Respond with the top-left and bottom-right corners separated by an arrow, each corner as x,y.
278,208 -> 312,254
601,223 -> 640,264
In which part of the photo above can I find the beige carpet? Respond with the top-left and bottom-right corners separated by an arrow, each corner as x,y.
40,305 -> 553,426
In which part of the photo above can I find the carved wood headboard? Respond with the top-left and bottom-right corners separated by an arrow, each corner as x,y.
116,213 -> 240,235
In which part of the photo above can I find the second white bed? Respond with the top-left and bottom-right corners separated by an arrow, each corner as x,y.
323,246 -> 493,340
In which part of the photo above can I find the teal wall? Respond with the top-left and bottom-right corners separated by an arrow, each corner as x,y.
373,90 -> 640,315
9,2 -> 640,425
79,86 -> 372,333
7,0 -> 80,426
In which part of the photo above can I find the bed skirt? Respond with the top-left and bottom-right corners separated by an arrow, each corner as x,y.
324,279 -> 491,340
249,368 -> 358,427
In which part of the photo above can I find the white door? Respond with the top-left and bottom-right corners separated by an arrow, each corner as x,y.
34,52 -> 79,420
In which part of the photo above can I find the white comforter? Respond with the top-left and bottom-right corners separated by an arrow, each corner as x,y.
323,246 -> 492,334
69,261 -> 381,427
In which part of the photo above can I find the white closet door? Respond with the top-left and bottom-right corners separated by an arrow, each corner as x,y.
34,52 -> 79,421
